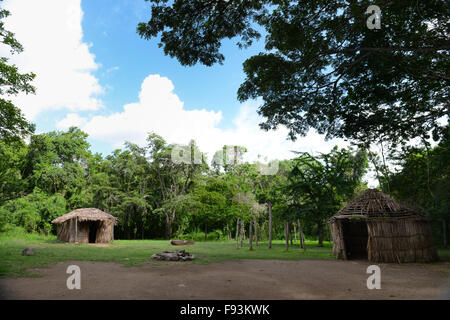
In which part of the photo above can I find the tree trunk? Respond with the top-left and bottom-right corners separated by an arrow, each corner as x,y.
290,224 -> 293,245
235,217 -> 240,249
285,222 -> 289,250
443,218 -> 448,248
293,222 -> 297,244
165,223 -> 172,240
268,202 -> 273,249
254,218 -> 258,247
165,211 -> 174,239
226,222 -> 231,243
298,219 -> 305,250
317,221 -> 324,247
249,221 -> 253,250
380,141 -> 391,193
240,220 -> 244,248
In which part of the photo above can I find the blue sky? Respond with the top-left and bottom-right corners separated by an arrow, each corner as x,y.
1,0 -> 351,171
80,0 -> 264,125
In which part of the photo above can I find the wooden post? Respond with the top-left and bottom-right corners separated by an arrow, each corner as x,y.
240,220 -> 244,247
294,222 -> 297,244
253,217 -> 258,247
69,218 -> 73,243
337,220 -> 347,260
75,216 -> 78,243
112,220 -> 114,244
298,219 -> 305,250
235,217 -> 240,249
249,221 -> 253,250
268,202 -> 273,249
285,222 -> 289,250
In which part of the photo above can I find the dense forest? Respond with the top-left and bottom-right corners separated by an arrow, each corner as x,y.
0,126 -> 448,247
0,1 -> 448,248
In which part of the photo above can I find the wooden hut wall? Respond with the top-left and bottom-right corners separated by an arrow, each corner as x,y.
95,220 -> 114,243
56,222 -> 70,242
367,219 -> 438,263
76,221 -> 90,243
56,218 -> 114,243
330,220 -> 347,260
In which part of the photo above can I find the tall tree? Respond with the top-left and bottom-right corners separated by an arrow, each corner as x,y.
288,147 -> 368,246
147,134 -> 207,238
0,6 -> 36,141
255,159 -> 291,248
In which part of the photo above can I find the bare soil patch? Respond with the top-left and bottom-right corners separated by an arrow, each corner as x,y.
0,259 -> 449,299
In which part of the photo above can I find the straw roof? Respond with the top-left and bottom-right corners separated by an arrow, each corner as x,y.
52,208 -> 118,224
329,189 -> 424,221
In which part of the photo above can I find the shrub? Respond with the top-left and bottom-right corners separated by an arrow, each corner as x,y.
0,188 -> 67,234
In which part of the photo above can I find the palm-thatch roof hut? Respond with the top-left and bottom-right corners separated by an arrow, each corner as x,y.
52,208 -> 118,244
328,189 -> 438,263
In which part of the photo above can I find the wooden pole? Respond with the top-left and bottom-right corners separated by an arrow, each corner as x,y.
294,222 -> 297,244
112,220 -> 114,244
249,220 -> 253,250
235,217 -> 240,249
240,220 -> 244,247
298,219 -> 305,250
254,217 -> 258,247
285,222 -> 289,250
268,202 -> 273,249
75,217 -> 78,243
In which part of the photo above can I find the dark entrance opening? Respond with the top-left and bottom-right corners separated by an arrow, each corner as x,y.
342,219 -> 368,259
88,221 -> 99,243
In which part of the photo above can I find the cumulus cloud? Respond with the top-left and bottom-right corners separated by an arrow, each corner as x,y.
0,0 -> 103,120
0,0 -> 351,172
56,113 -> 87,130
79,74 -> 348,164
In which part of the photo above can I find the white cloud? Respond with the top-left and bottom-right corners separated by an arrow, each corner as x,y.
80,74 -> 349,165
0,0 -> 103,120
56,113 -> 87,130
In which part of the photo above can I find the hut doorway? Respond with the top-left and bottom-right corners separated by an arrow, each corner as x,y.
88,221 -> 99,243
342,219 -> 368,259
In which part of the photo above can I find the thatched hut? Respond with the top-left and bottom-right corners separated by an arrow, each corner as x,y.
52,208 -> 117,244
329,189 -> 438,263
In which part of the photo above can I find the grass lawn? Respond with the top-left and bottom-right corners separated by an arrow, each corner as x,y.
0,232 -> 335,277
1,232 -> 449,278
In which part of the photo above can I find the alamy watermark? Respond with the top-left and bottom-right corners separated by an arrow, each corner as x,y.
366,5 -> 381,29
366,265 -> 381,289
66,265 -> 81,290
171,143 -> 279,175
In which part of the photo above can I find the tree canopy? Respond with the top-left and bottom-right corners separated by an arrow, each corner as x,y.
138,0 -> 449,144
0,7 -> 36,141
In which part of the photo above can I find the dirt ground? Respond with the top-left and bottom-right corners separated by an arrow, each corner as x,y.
0,259 -> 449,299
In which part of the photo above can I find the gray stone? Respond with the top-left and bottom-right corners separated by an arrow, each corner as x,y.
22,248 -> 34,256
151,250 -> 195,261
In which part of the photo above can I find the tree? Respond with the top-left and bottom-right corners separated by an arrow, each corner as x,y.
255,159 -> 291,248
288,146 -> 368,246
138,0 -> 449,145
0,6 -> 36,141
389,126 -> 450,247
0,138 -> 28,204
23,127 -> 91,206
0,188 -> 66,234
232,191 -> 258,250
146,134 -> 207,238
190,178 -> 228,240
